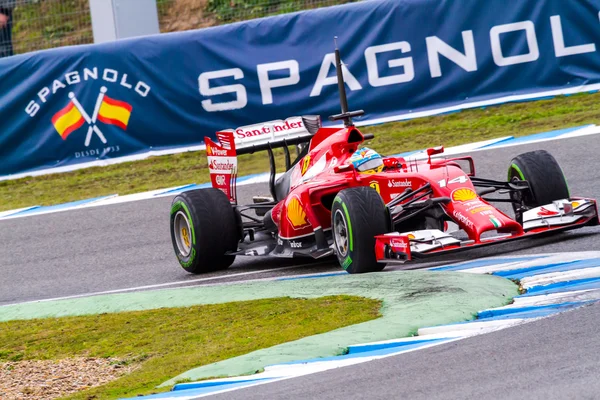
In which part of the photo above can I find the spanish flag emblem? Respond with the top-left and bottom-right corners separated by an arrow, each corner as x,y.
97,96 -> 133,130
51,101 -> 85,139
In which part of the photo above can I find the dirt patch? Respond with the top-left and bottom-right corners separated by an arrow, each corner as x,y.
159,0 -> 217,32
0,357 -> 137,400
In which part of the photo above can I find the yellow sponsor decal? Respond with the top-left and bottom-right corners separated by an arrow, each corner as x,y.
181,227 -> 190,248
287,197 -> 309,228
451,188 -> 477,202
407,234 -> 415,240
469,206 -> 494,214
369,181 -> 380,194
301,155 -> 311,175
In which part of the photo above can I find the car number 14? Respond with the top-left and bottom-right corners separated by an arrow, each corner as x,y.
437,176 -> 468,187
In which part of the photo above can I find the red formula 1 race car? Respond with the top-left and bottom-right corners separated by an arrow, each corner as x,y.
169,51 -> 598,274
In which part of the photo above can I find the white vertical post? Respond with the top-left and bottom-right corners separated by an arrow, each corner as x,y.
89,0 -> 160,44
89,0 -> 118,43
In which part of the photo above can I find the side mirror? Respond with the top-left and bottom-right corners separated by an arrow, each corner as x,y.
427,146 -> 444,157
427,146 -> 444,164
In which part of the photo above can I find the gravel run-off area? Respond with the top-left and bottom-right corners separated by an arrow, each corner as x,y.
0,357 -> 137,399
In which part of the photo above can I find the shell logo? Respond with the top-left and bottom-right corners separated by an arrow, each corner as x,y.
287,197 -> 309,228
451,188 -> 477,202
407,234 -> 415,240
206,146 -> 212,156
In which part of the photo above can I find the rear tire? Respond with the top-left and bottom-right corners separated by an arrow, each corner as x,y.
508,150 -> 570,223
331,187 -> 389,274
170,188 -> 239,273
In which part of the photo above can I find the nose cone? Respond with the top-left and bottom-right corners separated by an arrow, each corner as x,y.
451,198 -> 523,241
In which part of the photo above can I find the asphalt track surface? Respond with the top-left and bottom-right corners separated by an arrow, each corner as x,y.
212,301 -> 600,400
1,134 -> 600,306
1,134 -> 600,398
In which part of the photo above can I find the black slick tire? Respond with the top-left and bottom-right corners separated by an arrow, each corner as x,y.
508,150 -> 570,223
170,188 -> 239,273
331,186 -> 389,274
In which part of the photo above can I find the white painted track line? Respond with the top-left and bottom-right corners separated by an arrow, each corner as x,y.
1,264 -> 319,307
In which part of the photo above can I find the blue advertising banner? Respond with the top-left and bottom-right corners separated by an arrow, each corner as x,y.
1,0 -> 600,177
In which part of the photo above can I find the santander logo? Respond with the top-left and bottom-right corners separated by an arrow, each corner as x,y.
390,239 -> 408,250
209,159 -> 235,171
537,207 -> 559,216
388,179 -> 411,188
235,119 -> 304,139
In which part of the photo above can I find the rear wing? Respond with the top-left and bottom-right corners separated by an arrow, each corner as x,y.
205,116 -> 320,203
226,115 -> 320,155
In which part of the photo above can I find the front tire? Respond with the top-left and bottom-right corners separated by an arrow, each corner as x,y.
331,187 -> 389,274
170,188 -> 239,273
508,150 -> 570,223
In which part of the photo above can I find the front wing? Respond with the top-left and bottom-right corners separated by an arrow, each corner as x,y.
375,198 -> 599,263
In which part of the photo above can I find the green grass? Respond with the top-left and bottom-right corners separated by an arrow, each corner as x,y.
12,0 -> 93,54
1,92 -> 599,212
0,295 -> 380,399
12,0 -> 352,54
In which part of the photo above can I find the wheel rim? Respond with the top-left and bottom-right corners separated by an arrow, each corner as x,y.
333,209 -> 349,258
174,211 -> 192,257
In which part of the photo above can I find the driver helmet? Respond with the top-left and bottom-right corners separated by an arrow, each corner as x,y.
349,147 -> 384,174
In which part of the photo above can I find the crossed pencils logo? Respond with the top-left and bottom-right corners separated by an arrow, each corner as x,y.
51,86 -> 132,146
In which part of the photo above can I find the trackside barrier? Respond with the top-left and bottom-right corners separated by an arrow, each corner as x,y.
1,0 -> 599,177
